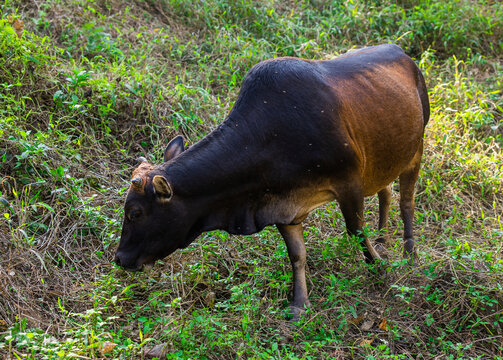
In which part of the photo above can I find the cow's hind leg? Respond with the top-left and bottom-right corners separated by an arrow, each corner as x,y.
376,185 -> 392,247
277,223 -> 310,319
338,187 -> 381,263
399,140 -> 423,261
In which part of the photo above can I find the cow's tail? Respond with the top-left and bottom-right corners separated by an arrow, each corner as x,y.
416,68 -> 430,129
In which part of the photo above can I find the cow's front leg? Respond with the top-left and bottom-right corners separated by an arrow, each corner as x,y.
277,223 -> 310,319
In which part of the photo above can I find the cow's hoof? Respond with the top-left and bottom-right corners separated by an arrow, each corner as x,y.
375,236 -> 388,245
289,301 -> 311,322
403,251 -> 417,266
289,306 -> 305,322
403,238 -> 417,265
374,242 -> 389,260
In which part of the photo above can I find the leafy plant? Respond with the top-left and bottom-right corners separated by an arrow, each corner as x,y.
0,0 -> 502,358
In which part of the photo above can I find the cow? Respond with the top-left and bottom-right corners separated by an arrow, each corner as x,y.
115,44 -> 429,317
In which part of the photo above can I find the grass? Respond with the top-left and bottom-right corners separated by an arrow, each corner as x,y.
0,0 -> 502,358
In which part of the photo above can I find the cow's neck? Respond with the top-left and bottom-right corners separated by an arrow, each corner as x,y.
168,119 -> 264,195
166,121 -> 270,234
165,118 -> 286,235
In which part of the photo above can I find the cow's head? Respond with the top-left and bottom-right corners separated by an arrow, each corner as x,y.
114,136 -> 191,271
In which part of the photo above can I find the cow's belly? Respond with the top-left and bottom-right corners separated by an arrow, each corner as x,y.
360,126 -> 423,197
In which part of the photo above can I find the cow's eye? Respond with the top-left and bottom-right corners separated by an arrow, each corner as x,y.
128,208 -> 142,221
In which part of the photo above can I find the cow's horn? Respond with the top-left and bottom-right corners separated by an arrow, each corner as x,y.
131,177 -> 143,188
137,156 -> 148,164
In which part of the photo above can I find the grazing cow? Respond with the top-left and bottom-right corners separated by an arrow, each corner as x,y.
115,44 -> 429,316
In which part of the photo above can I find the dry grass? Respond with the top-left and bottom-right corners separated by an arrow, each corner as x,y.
0,0 -> 502,358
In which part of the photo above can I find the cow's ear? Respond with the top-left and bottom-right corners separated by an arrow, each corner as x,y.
152,175 -> 172,202
164,136 -> 185,162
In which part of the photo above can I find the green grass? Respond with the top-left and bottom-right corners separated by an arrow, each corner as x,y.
0,0 -> 502,358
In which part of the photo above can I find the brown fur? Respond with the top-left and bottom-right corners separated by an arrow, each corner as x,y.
130,162 -> 154,194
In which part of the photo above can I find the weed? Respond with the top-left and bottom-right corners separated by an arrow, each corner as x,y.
0,0 -> 502,358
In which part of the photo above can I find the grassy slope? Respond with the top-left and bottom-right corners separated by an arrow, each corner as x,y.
0,0 -> 502,358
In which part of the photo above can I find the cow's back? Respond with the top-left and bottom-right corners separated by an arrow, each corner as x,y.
229,44 -> 428,197
319,44 -> 427,196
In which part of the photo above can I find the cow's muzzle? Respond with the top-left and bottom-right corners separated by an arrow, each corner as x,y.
114,251 -> 145,272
